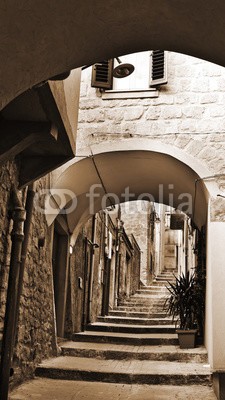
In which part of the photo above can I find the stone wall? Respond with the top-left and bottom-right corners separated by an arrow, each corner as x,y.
0,161 -> 57,387
75,51 -> 225,285
164,229 -> 179,270
0,161 -> 19,323
120,201 -> 151,284
77,52 -> 225,186
13,175 -> 57,386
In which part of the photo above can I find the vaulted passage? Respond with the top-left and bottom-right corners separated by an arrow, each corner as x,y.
47,146 -> 209,234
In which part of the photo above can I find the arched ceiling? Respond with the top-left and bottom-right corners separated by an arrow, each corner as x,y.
46,148 -> 209,233
1,1 -> 225,109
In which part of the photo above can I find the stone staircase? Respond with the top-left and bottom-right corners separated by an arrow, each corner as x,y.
35,269 -> 212,389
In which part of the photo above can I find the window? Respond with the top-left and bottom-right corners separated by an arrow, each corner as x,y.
91,50 -> 167,91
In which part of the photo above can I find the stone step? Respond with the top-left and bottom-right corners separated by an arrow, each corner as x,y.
35,356 -> 211,386
141,282 -> 168,287
129,296 -> 167,307
97,316 -> 173,326
86,322 -> 176,334
120,299 -> 167,305
124,296 -> 167,301
115,306 -> 165,312
113,309 -> 166,315
149,281 -> 172,286
141,280 -> 172,287
130,293 -> 169,300
137,287 -> 168,292
109,310 -> 168,318
60,341 -> 209,363
72,331 -> 178,345
124,298 -> 167,304
130,298 -> 168,304
137,285 -> 168,290
119,302 -> 166,308
157,275 -> 175,279
8,378 -> 217,399
118,304 -> 166,310
154,277 -> 176,282
135,290 -> 168,295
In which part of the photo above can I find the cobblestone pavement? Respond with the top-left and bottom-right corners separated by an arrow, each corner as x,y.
9,378 -> 217,400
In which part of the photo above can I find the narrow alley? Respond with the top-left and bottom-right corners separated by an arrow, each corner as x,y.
2,8 -> 225,398
9,266 -> 215,399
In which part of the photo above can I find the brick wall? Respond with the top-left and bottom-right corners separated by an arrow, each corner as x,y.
77,52 -> 225,183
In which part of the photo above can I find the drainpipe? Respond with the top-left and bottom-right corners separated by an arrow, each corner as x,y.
102,213 -> 109,316
82,237 -> 88,331
115,219 -> 122,306
88,215 -> 97,323
14,183 -> 36,345
0,187 -> 26,400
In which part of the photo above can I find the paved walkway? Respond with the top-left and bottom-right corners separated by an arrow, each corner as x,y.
9,378 -> 217,400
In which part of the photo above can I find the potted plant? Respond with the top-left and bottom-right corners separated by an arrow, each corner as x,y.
164,271 -> 205,348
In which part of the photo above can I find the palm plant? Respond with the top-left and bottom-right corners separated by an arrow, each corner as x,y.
164,271 -> 205,331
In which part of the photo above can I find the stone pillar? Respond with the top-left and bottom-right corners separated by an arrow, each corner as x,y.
206,198 -> 225,399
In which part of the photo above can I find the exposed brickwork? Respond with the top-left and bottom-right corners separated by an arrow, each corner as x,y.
13,176 -> 57,385
77,52 -> 225,182
0,164 -> 57,387
0,161 -> 19,323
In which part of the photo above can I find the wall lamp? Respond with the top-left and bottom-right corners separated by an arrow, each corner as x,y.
82,57 -> 135,79
113,57 -> 135,78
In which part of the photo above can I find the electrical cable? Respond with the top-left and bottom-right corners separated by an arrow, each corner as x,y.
90,150 -> 115,209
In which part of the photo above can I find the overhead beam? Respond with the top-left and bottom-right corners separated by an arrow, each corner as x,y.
18,155 -> 71,188
35,84 -> 75,157
0,120 -> 52,165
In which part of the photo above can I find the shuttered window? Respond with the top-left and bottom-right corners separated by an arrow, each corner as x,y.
91,60 -> 114,89
91,51 -> 167,90
149,50 -> 167,87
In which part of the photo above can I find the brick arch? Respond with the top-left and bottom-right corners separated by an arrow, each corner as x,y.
2,1 -> 225,109
46,140 -> 219,240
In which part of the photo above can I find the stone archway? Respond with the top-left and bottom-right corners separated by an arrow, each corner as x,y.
43,140 -> 225,392
2,1 -> 225,109
46,139 -> 218,233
